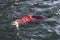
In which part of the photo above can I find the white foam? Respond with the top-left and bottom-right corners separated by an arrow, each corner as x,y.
55,25 -> 60,35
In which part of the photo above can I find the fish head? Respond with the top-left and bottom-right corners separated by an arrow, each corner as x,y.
11,19 -> 19,26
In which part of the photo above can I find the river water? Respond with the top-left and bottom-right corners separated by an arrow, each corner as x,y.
0,0 -> 60,40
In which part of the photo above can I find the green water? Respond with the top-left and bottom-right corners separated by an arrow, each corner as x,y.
0,0 -> 60,40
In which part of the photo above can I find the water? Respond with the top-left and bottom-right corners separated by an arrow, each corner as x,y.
0,0 -> 60,40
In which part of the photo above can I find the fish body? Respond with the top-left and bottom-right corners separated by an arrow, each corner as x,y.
11,14 -> 48,25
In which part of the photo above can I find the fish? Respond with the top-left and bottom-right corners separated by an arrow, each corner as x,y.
11,14 -> 51,35
11,14 -> 48,26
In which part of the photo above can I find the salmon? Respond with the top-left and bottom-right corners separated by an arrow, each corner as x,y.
11,14 -> 48,35
11,14 -> 48,25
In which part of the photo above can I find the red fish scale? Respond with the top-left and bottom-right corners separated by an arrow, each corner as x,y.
17,15 -> 33,24
16,15 -> 48,25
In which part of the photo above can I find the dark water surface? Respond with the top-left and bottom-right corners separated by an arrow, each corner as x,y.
0,0 -> 60,40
